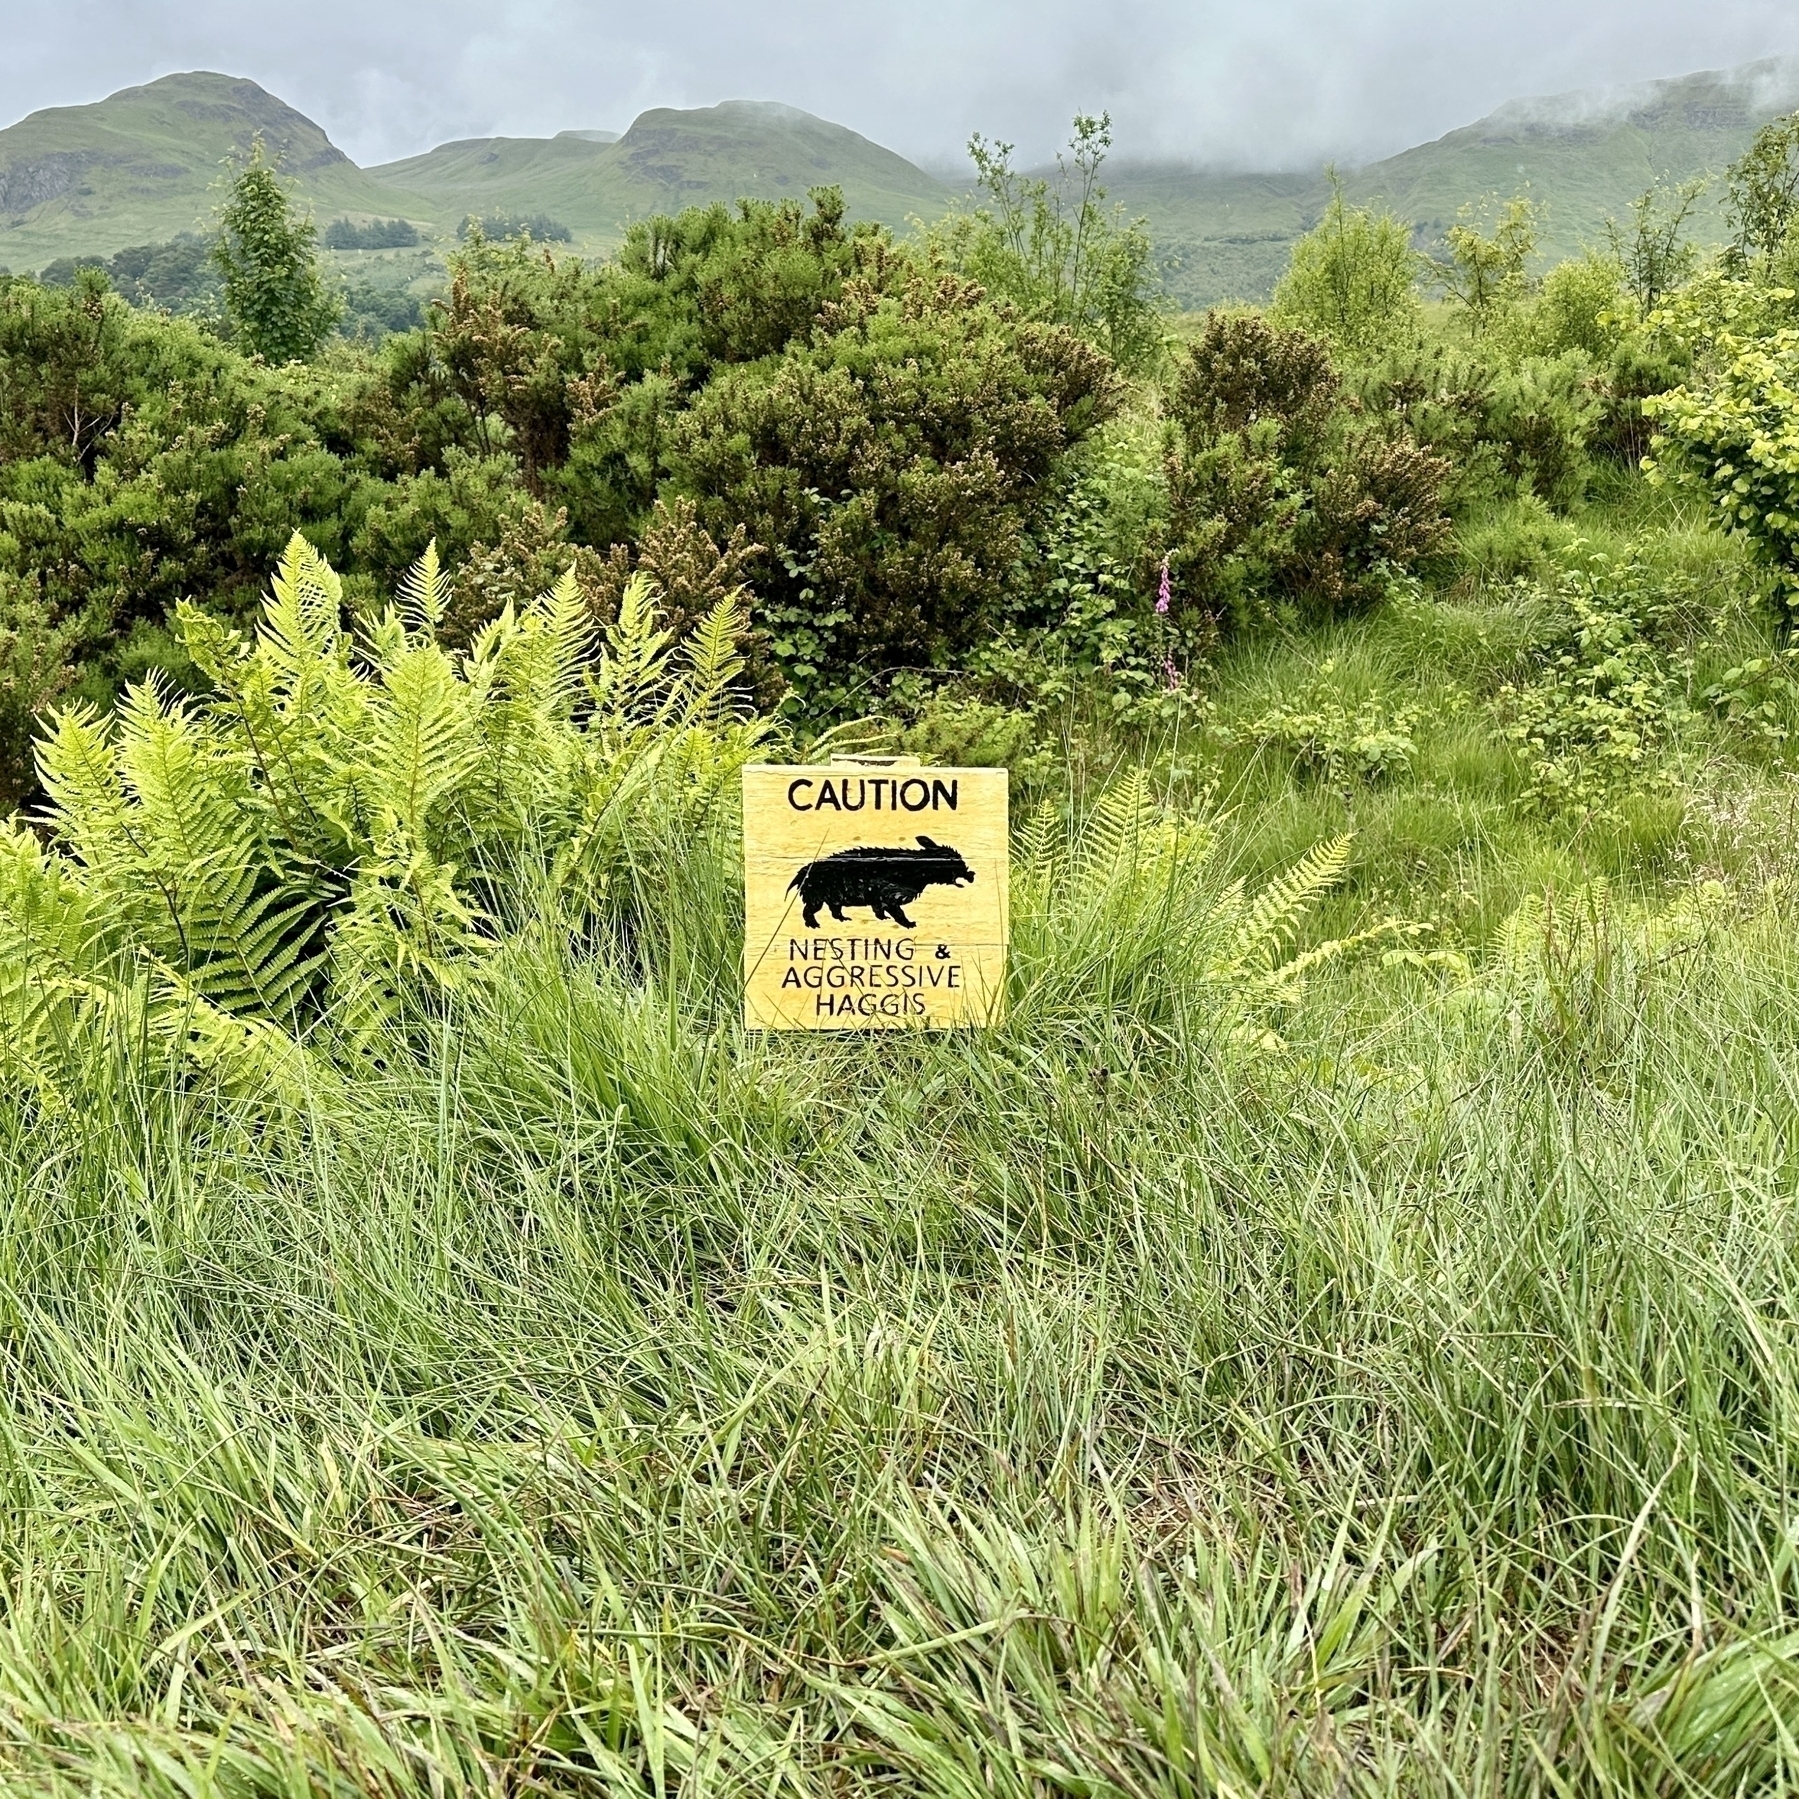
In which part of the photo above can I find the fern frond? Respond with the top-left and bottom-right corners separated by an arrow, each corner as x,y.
111,684 -> 328,1017
0,821 -> 115,1058
261,533 -> 344,689
145,961 -> 310,1098
35,703 -> 136,880
537,567 -> 595,719
1223,834 -> 1351,976
1013,799 -> 1063,897
1087,771 -> 1147,871
676,595 -> 748,730
590,573 -> 674,725
360,646 -> 483,839
397,539 -> 449,642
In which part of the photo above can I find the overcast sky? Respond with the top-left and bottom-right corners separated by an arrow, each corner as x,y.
2,0 -> 1797,172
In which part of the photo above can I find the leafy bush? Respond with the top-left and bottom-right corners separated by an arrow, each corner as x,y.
1498,553 -> 1693,814
1533,253 -> 1626,359
1231,677 -> 1418,783
1271,178 -> 1421,357
213,144 -> 342,362
1435,192 -> 1538,334
1646,322 -> 1799,611
1726,109 -> 1799,265
972,419 -> 1183,718
926,115 -> 1161,371
1701,645 -> 1799,741
1605,178 -> 1704,315
1162,313 -> 1451,632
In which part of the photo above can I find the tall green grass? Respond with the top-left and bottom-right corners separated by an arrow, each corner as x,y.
1,770 -> 1797,1794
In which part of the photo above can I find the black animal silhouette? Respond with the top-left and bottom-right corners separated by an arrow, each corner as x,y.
788,836 -> 975,928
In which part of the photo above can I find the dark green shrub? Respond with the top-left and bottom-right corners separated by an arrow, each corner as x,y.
323,217 -> 423,251
459,214 -> 572,244
1354,343 -> 1602,509
40,235 -> 221,315
670,271 -> 1119,709
1162,313 -> 1450,632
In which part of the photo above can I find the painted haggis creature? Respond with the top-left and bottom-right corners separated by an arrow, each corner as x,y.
788,837 -> 975,928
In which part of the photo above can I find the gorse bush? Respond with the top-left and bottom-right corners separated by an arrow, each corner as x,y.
1161,312 -> 1451,632
0,187 -> 1131,804
676,269 -> 1119,707
1350,340 -> 1608,510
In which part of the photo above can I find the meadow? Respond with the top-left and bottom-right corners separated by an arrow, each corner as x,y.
2,114 -> 1799,1795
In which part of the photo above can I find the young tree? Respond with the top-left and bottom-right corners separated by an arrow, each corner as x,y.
1605,176 -> 1704,314
212,140 -> 341,362
1438,192 -> 1537,332
1727,111 -> 1799,265
1272,172 -> 1420,356
929,114 -> 1162,370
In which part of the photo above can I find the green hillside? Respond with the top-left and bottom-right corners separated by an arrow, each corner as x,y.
0,72 -> 428,271
7,59 -> 1799,302
1358,56 -> 1799,255
369,101 -> 951,247
1106,54 -> 1799,307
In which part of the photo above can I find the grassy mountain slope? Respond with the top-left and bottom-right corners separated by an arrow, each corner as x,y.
1357,56 -> 1799,253
369,101 -> 950,247
1105,54 -> 1799,308
369,132 -> 619,235
8,58 -> 1799,300
0,72 -> 427,271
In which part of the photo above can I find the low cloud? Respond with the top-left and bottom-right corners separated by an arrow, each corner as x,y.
4,0 -> 1796,171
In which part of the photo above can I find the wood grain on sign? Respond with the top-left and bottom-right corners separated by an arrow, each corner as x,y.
743,762 -> 1009,1030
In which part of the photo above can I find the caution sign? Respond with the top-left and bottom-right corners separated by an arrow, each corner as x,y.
743,761 -> 1009,1030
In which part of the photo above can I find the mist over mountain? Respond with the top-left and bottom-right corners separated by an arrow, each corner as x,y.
1107,53 -> 1799,302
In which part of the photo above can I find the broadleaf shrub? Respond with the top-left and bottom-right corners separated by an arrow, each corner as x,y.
1498,552 -> 1695,815
1646,323 -> 1799,613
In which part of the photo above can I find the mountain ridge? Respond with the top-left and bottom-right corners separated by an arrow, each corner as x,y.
3,59 -> 1798,305
365,97 -> 948,240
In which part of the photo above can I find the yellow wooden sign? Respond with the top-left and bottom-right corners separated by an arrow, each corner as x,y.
742,760 -> 1009,1030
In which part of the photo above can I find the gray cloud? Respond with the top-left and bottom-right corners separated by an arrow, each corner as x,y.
1,0 -> 1795,170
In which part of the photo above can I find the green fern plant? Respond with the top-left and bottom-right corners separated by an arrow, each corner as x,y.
0,533 -> 767,1095
1011,774 -> 1369,1039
